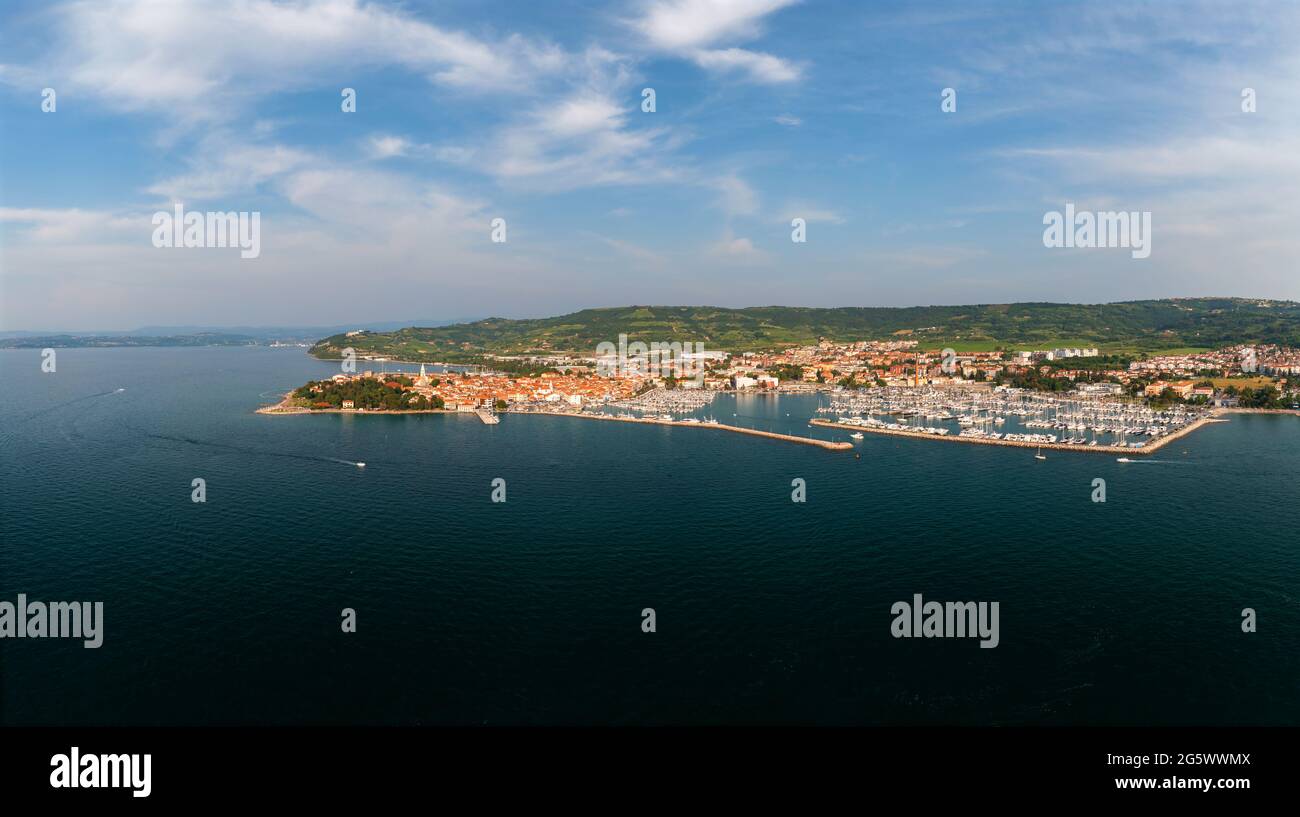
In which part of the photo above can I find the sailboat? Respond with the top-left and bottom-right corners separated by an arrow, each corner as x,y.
1034,447 -> 1046,460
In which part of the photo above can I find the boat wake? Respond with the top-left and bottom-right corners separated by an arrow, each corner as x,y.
16,388 -> 124,424
143,432 -> 366,468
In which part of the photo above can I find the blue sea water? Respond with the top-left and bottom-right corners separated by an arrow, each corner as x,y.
1,347 -> 1297,725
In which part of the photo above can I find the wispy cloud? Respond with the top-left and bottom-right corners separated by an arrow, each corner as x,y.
708,232 -> 763,260
634,0 -> 803,83
366,135 -> 412,160
21,0 -> 573,120
710,175 -> 760,218
781,204 -> 843,225
145,135 -> 314,201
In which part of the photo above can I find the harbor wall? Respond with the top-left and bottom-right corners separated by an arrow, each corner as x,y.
526,411 -> 853,450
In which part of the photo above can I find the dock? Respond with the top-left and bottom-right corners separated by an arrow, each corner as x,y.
809,414 -> 1224,455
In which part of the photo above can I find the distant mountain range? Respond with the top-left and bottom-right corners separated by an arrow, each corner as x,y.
0,319 -> 475,348
306,298 -> 1300,362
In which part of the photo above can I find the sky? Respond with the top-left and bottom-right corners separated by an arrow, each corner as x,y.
1,0 -> 1298,331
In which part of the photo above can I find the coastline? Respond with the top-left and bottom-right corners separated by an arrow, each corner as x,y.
255,391 -> 458,416
256,391 -> 1297,454
1213,407 -> 1300,416
257,406 -> 459,415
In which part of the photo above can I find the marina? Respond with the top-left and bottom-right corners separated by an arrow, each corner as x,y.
816,386 -> 1210,450
607,387 -> 718,415
810,414 -> 1224,455
258,378 -> 1295,459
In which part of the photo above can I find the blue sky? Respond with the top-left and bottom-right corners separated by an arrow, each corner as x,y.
1,0 -> 1298,330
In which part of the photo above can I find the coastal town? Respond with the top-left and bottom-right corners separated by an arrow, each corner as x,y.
259,337 -> 1300,454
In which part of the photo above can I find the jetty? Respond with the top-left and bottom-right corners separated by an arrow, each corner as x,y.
528,410 -> 852,450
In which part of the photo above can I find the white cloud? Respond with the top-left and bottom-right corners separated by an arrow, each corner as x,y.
29,0 -> 574,120
486,89 -> 681,190
540,96 -> 626,137
774,113 -> 802,126
638,0 -> 799,50
0,161 -> 558,330
635,0 -> 802,83
0,207 -> 141,243
1005,135 -> 1300,183
691,48 -> 801,83
367,135 -> 411,160
708,230 -> 763,260
145,137 -> 314,201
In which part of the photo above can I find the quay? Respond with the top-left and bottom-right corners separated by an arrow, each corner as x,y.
809,414 -> 1225,455
527,410 -> 853,450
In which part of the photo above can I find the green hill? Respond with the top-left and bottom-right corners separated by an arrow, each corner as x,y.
308,298 -> 1300,362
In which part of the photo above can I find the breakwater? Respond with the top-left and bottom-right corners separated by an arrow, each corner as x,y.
526,411 -> 853,450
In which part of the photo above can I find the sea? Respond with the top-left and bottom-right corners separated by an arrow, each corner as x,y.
2,346 -> 1297,725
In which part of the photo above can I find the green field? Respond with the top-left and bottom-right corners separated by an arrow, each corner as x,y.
1143,346 -> 1215,356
